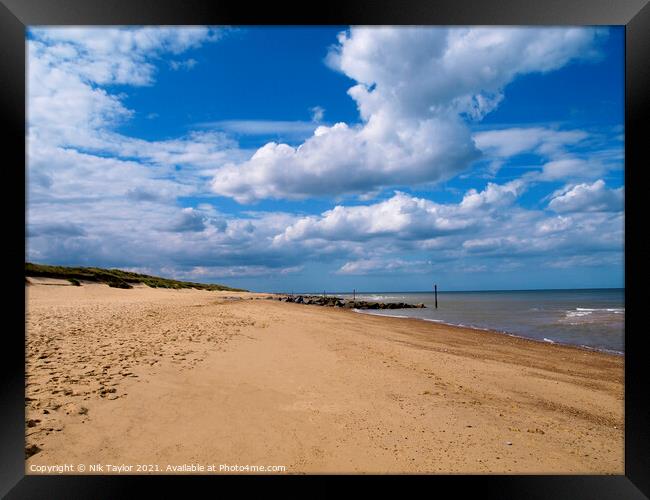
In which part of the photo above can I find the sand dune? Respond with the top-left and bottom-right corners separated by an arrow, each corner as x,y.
25,283 -> 623,474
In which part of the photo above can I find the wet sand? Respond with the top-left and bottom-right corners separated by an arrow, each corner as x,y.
25,281 -> 624,474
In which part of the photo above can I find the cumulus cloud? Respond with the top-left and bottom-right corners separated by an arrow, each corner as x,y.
268,178 -> 622,268
28,27 -> 223,154
28,160 -> 623,280
459,179 -> 526,210
272,181 -> 509,252
273,191 -> 479,245
27,27 -> 244,236
212,27 -> 605,202
212,119 -> 477,203
26,26 -> 261,279
459,209 -> 623,258
26,26 -> 622,283
166,208 -> 208,233
548,180 -> 624,213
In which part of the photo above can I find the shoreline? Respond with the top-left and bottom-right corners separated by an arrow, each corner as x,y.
269,288 -> 624,356
26,284 -> 624,474
350,308 -> 625,357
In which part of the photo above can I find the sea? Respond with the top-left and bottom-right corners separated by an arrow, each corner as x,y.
333,289 -> 625,354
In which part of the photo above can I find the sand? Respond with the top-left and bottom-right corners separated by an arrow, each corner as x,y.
25,282 -> 624,474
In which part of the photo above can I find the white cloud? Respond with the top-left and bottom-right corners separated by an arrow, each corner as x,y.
536,216 -> 572,235
28,160 -> 624,279
336,258 -> 432,275
539,158 -> 606,181
212,118 -> 478,203
474,127 -> 588,159
26,26 -> 247,221
330,27 -> 602,121
273,190 -> 481,245
548,180 -> 624,212
28,27 -> 223,155
474,126 -> 621,181
31,27 -> 218,84
26,26 -> 622,281
267,177 -> 622,268
211,27 -> 605,202
96,131 -> 245,172
172,265 -> 304,279
26,26 -> 269,279
459,179 -> 526,210
169,58 -> 198,71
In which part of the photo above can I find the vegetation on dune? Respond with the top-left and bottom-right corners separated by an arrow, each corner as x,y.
25,262 -> 247,292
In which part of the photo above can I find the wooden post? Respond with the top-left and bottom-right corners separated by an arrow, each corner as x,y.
353,289 -> 356,301
434,284 -> 438,309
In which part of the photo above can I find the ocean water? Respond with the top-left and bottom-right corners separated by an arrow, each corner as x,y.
334,289 -> 625,354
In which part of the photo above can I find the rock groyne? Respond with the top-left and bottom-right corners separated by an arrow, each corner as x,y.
274,295 -> 426,310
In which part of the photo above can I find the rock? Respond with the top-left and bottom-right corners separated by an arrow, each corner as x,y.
279,294 -> 422,311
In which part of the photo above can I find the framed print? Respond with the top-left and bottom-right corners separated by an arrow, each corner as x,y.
1,0 -> 648,497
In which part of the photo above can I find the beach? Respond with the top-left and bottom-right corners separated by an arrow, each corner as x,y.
25,281 -> 624,474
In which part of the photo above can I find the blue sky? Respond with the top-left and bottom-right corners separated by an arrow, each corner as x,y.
26,26 -> 624,292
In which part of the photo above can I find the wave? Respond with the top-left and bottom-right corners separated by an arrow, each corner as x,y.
576,307 -> 624,313
356,295 -> 406,301
564,307 -> 625,320
352,309 -> 410,319
566,311 -> 592,318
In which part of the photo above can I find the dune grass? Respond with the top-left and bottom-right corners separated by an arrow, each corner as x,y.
25,262 -> 247,292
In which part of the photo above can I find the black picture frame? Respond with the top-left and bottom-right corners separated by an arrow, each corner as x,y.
1,0 -> 648,497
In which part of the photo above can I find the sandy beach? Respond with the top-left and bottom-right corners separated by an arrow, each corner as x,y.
25,281 -> 624,474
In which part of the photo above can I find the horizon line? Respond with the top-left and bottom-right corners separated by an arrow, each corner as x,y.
266,286 -> 625,295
